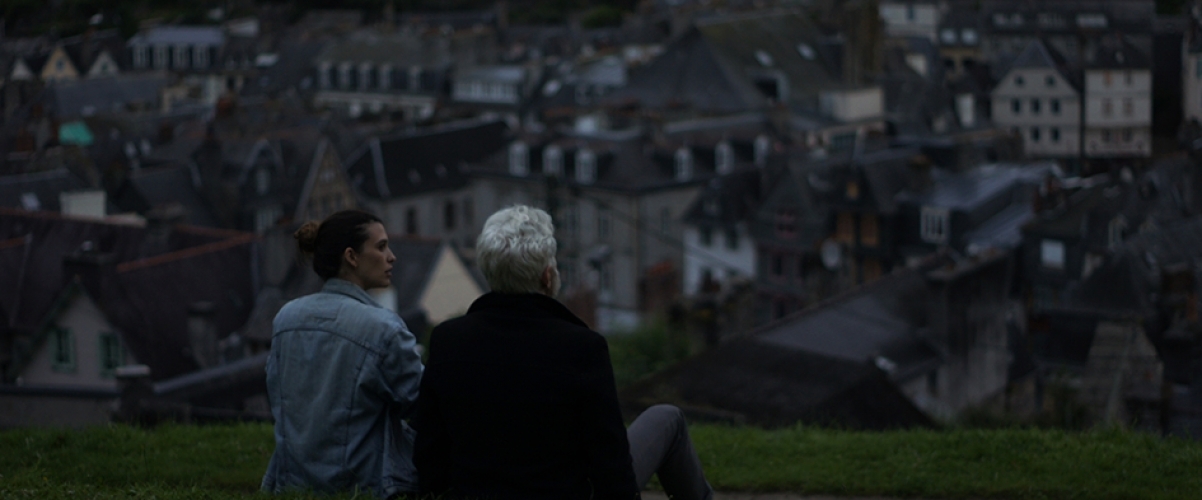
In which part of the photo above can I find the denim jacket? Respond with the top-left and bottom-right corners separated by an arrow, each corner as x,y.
262,279 -> 423,498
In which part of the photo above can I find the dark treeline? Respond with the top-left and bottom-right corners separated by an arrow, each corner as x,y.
2,0 -> 639,39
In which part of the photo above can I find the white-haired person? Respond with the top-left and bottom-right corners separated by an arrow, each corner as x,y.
413,205 -> 713,500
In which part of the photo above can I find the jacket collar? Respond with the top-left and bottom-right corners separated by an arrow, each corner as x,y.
322,278 -> 383,308
468,292 -> 589,329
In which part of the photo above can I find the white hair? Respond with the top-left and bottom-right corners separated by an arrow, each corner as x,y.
476,205 -> 557,294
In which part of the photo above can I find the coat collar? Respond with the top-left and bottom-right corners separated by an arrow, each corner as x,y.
322,278 -> 383,308
467,292 -> 589,329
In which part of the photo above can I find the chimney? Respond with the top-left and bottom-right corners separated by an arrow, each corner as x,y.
187,301 -> 219,369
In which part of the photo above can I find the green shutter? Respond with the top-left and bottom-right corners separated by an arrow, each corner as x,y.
51,327 -> 75,373
99,332 -> 124,378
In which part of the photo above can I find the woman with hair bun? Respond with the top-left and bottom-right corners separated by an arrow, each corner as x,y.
262,209 -> 423,499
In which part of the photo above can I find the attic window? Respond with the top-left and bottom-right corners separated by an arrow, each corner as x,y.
509,142 -> 529,176
1040,239 -> 1065,269
674,147 -> 693,181
408,169 -> 422,184
961,29 -> 978,45
715,141 -> 734,175
755,50 -> 774,67
575,148 -> 596,184
20,192 -> 40,210
754,135 -> 771,167
796,44 -> 815,60
543,145 -> 563,177
435,164 -> 448,178
920,206 -> 949,244
940,29 -> 956,45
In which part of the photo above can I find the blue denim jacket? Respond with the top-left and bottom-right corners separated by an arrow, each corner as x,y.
262,279 -> 423,498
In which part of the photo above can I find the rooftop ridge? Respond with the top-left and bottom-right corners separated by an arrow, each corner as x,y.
116,233 -> 257,273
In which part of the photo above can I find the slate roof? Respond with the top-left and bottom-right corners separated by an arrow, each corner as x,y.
110,164 -> 220,227
898,163 -> 1048,211
312,30 -> 450,67
127,26 -> 225,47
1006,39 -> 1081,91
621,268 -> 941,429
0,209 -> 256,381
603,10 -> 842,113
49,74 -> 167,118
0,169 -> 91,212
347,119 -> 509,200
1088,36 -> 1151,69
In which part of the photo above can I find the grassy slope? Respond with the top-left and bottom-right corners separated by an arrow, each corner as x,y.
2,423 -> 1201,499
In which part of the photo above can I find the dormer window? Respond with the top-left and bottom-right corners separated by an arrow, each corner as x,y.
674,147 -> 693,181
920,206 -> 949,244
754,135 -> 771,167
409,66 -> 422,91
194,46 -> 208,68
543,145 -> 563,177
508,141 -> 528,176
174,45 -> 189,69
154,45 -> 168,69
359,63 -> 372,91
755,50 -> 774,67
940,29 -> 956,45
379,64 -> 392,90
715,141 -> 734,174
339,62 -> 353,89
319,62 -> 332,89
961,29 -> 978,45
1015,75 -> 1024,87
575,148 -> 596,183
796,44 -> 815,60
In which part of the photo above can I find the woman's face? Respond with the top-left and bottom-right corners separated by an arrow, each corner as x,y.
344,222 -> 395,290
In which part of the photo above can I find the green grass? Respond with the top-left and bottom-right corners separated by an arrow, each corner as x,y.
3,423 -> 1202,499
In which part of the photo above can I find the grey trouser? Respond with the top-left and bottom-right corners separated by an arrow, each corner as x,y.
627,404 -> 715,500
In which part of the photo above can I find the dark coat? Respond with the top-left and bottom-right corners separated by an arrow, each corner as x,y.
412,292 -> 639,500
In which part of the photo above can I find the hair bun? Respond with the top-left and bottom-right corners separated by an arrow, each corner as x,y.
294,221 -> 321,254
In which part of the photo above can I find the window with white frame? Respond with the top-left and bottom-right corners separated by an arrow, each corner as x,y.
379,64 -> 392,90
920,206 -> 949,244
174,45 -> 189,69
339,62 -> 353,89
359,63 -> 372,91
154,45 -> 168,69
508,142 -> 528,176
543,145 -> 563,177
754,135 -> 771,167
319,62 -> 332,88
575,148 -> 595,183
715,141 -> 734,174
194,46 -> 208,68
1040,239 -> 1065,269
133,46 -> 148,68
674,147 -> 693,181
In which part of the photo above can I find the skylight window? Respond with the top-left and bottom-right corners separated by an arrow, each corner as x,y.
755,50 -> 774,67
20,192 -> 39,211
796,44 -> 815,60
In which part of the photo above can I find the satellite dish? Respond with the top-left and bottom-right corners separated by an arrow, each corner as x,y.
820,240 -> 842,270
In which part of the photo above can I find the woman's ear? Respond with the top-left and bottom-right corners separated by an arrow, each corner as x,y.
343,247 -> 358,270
